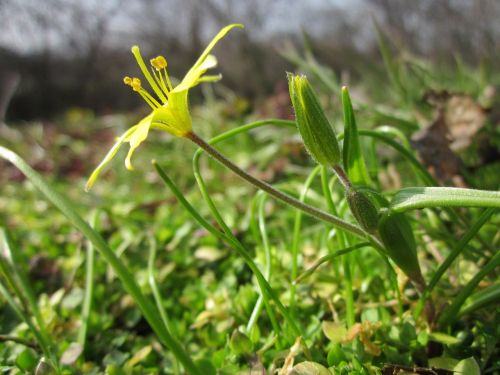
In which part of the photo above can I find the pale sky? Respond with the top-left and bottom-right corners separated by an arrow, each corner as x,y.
0,0 -> 371,55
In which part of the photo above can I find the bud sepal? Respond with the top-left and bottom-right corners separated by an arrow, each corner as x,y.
288,74 -> 341,167
377,209 -> 423,283
346,188 -> 379,233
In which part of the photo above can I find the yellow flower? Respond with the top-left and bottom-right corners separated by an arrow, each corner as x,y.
85,24 -> 243,191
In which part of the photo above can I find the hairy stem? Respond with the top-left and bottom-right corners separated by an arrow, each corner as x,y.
186,131 -> 374,243
332,165 -> 353,190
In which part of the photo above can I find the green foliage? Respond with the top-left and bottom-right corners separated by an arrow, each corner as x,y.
0,24 -> 499,375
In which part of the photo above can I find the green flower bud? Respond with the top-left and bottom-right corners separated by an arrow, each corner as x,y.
288,73 -> 341,166
346,188 -> 379,233
377,210 -> 423,283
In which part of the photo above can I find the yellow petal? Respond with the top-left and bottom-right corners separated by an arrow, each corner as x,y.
199,54 -> 218,70
124,114 -> 153,170
197,74 -> 222,83
174,55 -> 217,92
192,24 -> 243,72
175,24 -> 242,92
85,124 -> 139,191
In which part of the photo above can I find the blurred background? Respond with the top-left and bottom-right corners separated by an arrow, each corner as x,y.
1,0 -> 499,122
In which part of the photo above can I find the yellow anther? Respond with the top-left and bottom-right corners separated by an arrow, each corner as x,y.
123,76 -> 142,91
150,56 -> 167,71
130,77 -> 142,91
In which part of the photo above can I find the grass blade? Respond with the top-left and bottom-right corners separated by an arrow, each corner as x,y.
342,86 -> 371,186
154,161 -> 305,341
458,282 -> 500,318
246,193 -> 280,337
0,146 -> 201,375
0,231 -> 56,367
77,211 -> 97,350
290,166 -> 321,308
294,243 -> 369,284
147,237 -> 180,375
439,244 -> 500,326
414,208 -> 495,321
373,18 -> 406,101
193,149 -> 282,340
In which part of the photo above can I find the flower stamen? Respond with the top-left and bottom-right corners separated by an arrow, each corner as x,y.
124,76 -> 161,109
150,55 -> 174,95
151,68 -> 170,98
150,56 -> 167,70
131,46 -> 168,103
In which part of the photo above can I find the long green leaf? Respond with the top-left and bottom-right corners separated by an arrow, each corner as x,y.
294,243 -> 370,284
0,232 -> 57,368
414,208 -> 495,320
439,247 -> 500,326
154,161 -> 304,340
390,187 -> 500,212
246,193 -> 279,337
0,146 -> 201,375
77,211 -> 97,349
290,166 -> 321,308
459,283 -> 500,317
342,86 -> 371,186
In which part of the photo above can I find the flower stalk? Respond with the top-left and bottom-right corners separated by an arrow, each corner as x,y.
185,131 -> 377,243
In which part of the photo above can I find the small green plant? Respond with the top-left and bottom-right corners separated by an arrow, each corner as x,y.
1,23 -> 499,374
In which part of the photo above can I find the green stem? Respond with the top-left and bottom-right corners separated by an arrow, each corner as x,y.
153,162 -> 304,339
192,151 -> 281,339
0,253 -> 56,368
246,193 -> 280,337
0,229 -> 55,363
414,208 -> 495,320
332,165 -> 353,190
356,130 -> 435,186
294,243 -> 370,284
148,238 -> 175,336
290,166 -> 321,309
0,281 -> 53,365
186,131 -> 371,242
458,283 -> 500,318
78,211 -> 97,349
320,167 -> 355,326
148,237 -> 180,375
439,247 -> 500,326
328,163 -> 366,326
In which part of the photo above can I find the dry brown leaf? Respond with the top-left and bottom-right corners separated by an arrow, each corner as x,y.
411,90 -> 488,185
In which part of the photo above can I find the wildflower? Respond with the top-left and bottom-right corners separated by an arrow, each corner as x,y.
85,24 -> 243,191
